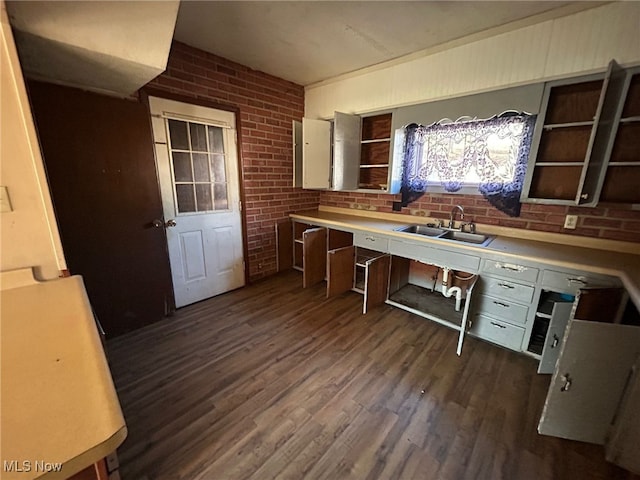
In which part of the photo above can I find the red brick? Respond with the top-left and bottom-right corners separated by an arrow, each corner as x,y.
622,221 -> 640,232
582,217 -> 623,229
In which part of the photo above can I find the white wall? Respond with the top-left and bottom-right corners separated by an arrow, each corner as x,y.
305,2 -> 640,118
1,2 -> 66,280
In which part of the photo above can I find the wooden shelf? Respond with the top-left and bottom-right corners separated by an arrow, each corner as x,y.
545,80 -> 603,124
361,113 -> 392,141
601,72 -> 640,204
529,165 -> 582,200
537,125 -> 592,163
543,121 -> 594,130
600,166 -> 640,203
359,113 -> 392,191
621,73 -> 640,118
619,116 -> 640,123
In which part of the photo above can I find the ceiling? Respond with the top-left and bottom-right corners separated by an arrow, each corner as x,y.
7,1 -> 605,96
174,1 -> 604,86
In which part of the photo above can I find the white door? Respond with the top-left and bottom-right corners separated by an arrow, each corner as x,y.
538,288 -> 640,444
148,97 -> 244,308
302,117 -> 331,189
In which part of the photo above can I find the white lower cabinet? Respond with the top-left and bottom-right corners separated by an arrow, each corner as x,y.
327,245 -> 390,314
387,255 -> 479,356
538,287 -> 640,453
470,314 -> 526,351
474,294 -> 529,326
286,216 -> 640,473
472,258 -> 538,352
353,232 -> 389,252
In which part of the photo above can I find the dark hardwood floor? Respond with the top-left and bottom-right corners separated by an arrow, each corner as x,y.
107,270 -> 635,480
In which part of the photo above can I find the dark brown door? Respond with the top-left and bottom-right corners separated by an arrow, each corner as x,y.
28,81 -> 173,337
302,227 -> 326,288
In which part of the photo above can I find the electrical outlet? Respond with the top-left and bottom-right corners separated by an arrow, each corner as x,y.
564,214 -> 578,229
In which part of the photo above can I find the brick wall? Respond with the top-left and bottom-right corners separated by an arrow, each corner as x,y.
145,41 -> 319,280
320,191 -> 640,243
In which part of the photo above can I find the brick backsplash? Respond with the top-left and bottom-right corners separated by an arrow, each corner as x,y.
144,42 -> 319,280
320,191 -> 640,244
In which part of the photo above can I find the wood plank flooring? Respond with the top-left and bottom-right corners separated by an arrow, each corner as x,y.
107,271 -> 636,480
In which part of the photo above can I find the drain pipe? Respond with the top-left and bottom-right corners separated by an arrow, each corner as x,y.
441,267 -> 463,311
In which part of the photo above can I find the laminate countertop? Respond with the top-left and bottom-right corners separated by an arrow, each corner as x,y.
1,270 -> 127,480
290,208 -> 640,309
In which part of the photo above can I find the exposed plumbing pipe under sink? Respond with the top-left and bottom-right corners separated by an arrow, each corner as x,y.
441,267 -> 463,311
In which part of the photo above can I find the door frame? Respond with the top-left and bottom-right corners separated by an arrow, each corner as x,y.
141,88 -> 250,287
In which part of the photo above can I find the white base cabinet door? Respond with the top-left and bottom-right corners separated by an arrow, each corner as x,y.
538,319 -> 640,444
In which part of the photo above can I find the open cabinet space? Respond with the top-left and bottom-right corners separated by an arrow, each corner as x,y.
387,256 -> 478,355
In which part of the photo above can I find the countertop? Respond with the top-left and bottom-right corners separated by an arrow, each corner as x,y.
290,208 -> 640,309
1,270 -> 127,480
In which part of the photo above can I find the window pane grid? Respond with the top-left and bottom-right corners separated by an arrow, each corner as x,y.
167,118 -> 230,214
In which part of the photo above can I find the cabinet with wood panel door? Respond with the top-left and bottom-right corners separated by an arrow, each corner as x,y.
600,67 -> 640,206
295,111 -> 401,193
521,59 -> 640,207
327,246 -> 391,314
521,60 -> 626,206
278,219 -> 391,313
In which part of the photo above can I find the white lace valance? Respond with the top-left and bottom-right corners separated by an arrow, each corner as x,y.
400,113 -> 536,217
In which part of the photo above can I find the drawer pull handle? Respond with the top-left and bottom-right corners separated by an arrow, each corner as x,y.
560,373 -> 572,392
493,301 -> 509,308
498,283 -> 515,289
552,334 -> 559,348
365,237 -> 376,241
568,278 -> 587,285
499,265 -> 523,272
490,321 -> 507,329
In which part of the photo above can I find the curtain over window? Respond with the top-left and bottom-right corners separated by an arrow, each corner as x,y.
401,113 -> 536,217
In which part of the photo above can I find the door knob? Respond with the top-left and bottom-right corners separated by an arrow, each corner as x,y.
165,219 -> 177,227
152,219 -> 164,228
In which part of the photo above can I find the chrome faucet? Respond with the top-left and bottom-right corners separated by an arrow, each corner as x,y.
449,205 -> 464,229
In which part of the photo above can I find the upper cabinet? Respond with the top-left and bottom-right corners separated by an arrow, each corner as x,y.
599,68 -> 640,205
359,113 -> 392,191
297,111 -> 401,193
521,60 -> 639,207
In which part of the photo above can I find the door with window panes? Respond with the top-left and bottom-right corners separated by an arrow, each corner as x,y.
148,97 -> 244,307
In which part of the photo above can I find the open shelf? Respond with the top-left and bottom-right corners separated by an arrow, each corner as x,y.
388,283 -> 464,330
545,80 -> 603,124
527,316 -> 549,355
529,165 -> 582,200
359,113 -> 392,191
600,72 -> 640,205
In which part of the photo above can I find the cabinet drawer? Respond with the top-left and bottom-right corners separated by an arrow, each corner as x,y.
354,232 -> 389,252
474,294 -> 529,326
430,248 -> 480,272
481,277 -> 535,304
542,269 -> 620,294
470,314 -> 525,351
481,259 -> 539,283
389,239 -> 430,260
388,240 -> 480,272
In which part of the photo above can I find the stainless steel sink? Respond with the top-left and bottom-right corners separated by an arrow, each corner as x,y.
395,225 -> 445,236
395,224 -> 495,247
438,230 -> 494,246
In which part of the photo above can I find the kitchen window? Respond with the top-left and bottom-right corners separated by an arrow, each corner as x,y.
400,112 -> 536,216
